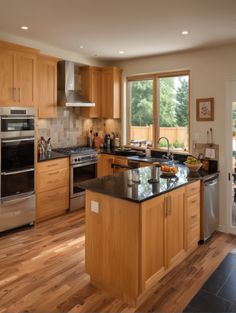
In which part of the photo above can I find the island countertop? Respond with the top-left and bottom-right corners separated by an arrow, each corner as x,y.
79,165 -> 206,203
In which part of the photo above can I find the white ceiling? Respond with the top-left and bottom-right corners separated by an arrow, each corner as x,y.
0,0 -> 236,61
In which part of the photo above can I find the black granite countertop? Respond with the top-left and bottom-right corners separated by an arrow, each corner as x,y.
79,165 -> 211,203
37,151 -> 69,162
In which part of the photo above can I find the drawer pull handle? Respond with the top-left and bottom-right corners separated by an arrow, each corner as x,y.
47,163 -> 59,167
48,180 -> 58,184
47,193 -> 59,199
191,199 -> 198,204
48,171 -> 60,175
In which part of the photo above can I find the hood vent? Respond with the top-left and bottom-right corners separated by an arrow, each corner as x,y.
57,60 -> 95,107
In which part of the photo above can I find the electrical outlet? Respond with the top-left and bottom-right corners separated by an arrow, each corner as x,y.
91,200 -> 99,213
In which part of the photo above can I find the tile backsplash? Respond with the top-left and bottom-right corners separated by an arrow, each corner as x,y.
37,107 -> 121,148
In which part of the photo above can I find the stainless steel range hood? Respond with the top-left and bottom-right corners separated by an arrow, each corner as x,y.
57,60 -> 95,107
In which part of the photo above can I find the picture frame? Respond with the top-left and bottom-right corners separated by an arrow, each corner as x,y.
196,97 -> 214,121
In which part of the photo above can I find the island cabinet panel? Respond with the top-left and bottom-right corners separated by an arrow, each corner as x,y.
140,195 -> 166,291
85,191 -> 140,306
97,154 -> 114,177
166,187 -> 186,268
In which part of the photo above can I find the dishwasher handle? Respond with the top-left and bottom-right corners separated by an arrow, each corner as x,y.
204,179 -> 218,186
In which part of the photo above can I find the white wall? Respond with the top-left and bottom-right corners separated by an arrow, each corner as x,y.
116,43 -> 236,231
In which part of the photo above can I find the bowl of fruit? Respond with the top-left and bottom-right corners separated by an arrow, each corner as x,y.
161,164 -> 178,177
184,156 -> 202,172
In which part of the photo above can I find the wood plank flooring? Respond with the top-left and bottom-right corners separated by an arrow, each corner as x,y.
0,211 -> 236,313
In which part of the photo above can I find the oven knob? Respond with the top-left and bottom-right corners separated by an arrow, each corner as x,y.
74,158 -> 77,163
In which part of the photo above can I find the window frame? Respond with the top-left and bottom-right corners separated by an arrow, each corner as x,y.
126,70 -> 190,152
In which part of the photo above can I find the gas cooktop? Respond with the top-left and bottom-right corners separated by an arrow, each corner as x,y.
53,146 -> 98,165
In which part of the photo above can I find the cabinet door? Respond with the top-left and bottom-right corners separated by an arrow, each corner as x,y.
38,56 -> 57,118
141,195 -> 166,290
80,67 -> 101,118
16,52 -> 37,106
166,187 -> 185,268
101,67 -> 121,119
97,154 -> 114,177
0,49 -> 16,105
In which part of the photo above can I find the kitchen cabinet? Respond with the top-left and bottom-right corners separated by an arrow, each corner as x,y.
165,187 -> 185,268
37,55 -> 58,118
112,156 -> 129,173
36,158 -> 69,222
0,41 -> 37,106
101,67 -> 121,119
97,154 -> 114,177
85,183 -> 199,306
141,195 -> 166,291
80,66 -> 102,118
139,161 -> 153,167
185,181 -> 200,251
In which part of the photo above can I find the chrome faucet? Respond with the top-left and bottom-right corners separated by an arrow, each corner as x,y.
157,136 -> 171,159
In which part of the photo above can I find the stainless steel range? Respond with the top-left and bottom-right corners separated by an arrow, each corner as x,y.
53,147 -> 97,211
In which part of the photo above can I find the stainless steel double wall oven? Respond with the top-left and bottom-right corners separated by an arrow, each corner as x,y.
0,107 -> 36,232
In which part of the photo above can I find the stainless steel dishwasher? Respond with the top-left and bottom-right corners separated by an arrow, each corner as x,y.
201,174 -> 219,241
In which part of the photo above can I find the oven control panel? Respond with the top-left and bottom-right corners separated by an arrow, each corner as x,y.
71,153 -> 98,165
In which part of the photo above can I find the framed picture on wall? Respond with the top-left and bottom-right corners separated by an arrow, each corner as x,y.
196,97 -> 214,121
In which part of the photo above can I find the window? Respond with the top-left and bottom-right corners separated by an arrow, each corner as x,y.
127,72 -> 190,151
128,79 -> 154,147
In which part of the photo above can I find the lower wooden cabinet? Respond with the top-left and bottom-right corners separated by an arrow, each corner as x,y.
97,154 -> 114,177
36,158 -> 69,222
185,181 -> 200,251
86,182 -> 201,306
166,187 -> 185,268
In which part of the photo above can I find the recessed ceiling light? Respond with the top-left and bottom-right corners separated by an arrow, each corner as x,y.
21,26 -> 28,30
118,50 -> 125,55
182,30 -> 189,35
79,45 -> 84,49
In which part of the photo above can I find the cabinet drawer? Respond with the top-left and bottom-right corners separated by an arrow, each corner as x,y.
36,186 -> 69,221
37,167 -> 69,192
186,194 -> 200,228
187,224 -> 200,249
186,181 -> 200,196
113,157 -> 128,166
37,158 -> 69,173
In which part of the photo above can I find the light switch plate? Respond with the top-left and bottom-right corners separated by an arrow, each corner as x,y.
91,200 -> 99,213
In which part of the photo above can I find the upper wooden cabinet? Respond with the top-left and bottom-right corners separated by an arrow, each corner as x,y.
37,55 -> 58,118
101,67 -> 121,119
80,66 -> 102,118
80,66 -> 121,119
0,41 -> 37,106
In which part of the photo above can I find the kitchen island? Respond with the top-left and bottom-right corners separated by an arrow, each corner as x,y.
80,166 -> 201,307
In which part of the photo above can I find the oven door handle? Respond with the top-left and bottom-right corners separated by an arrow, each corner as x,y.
1,137 -> 35,143
1,168 -> 35,176
1,116 -> 34,120
72,161 -> 97,168
1,191 -> 35,204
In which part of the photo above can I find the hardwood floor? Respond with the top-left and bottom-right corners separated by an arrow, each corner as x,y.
0,211 -> 236,313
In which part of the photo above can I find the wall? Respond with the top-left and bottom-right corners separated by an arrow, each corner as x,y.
37,107 -> 121,148
116,43 -> 236,231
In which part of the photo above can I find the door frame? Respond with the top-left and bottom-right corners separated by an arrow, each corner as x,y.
226,79 -> 236,234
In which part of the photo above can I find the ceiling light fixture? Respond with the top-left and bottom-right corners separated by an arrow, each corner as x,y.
21,26 -> 28,30
182,30 -> 189,35
118,50 -> 125,55
79,45 -> 84,49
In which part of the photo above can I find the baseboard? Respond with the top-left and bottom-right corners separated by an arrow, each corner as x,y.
217,225 -> 228,233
